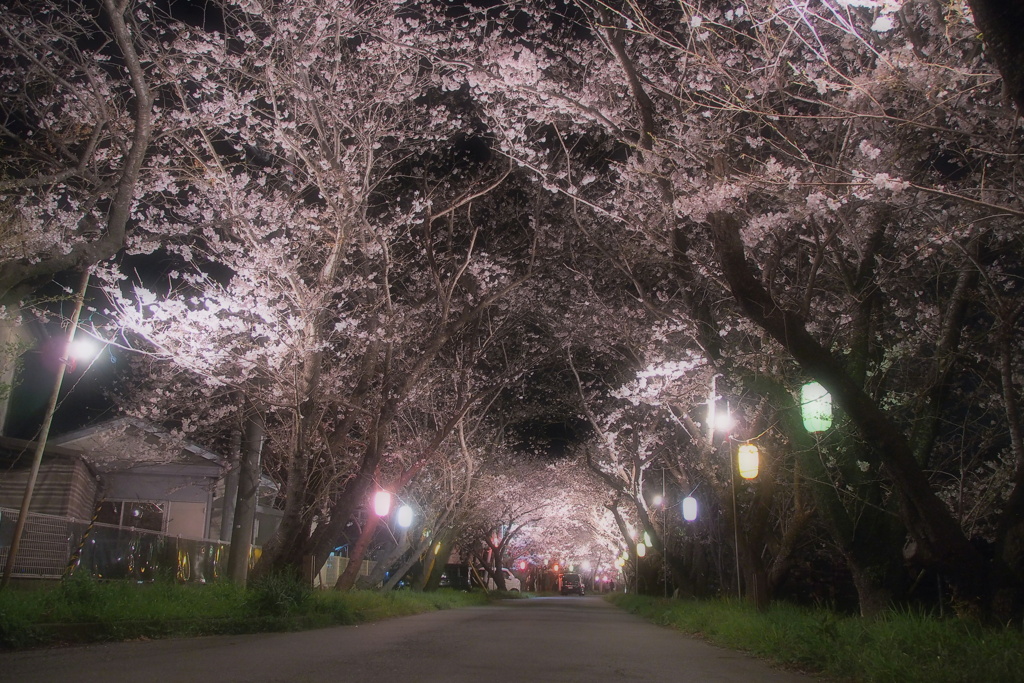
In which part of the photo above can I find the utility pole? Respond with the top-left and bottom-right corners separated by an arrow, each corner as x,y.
2,268 -> 91,589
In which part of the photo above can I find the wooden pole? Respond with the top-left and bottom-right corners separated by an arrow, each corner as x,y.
2,268 -> 91,589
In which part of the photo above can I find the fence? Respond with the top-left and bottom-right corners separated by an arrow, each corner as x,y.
0,506 -> 234,583
0,507 -> 385,588
313,554 -> 375,589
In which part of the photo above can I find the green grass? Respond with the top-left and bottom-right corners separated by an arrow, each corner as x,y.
0,575 -> 496,650
608,594 -> 1024,683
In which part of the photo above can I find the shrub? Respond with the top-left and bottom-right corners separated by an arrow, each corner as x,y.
245,572 -> 312,617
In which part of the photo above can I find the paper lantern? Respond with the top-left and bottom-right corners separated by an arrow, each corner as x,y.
373,490 -> 391,517
682,496 -> 698,521
737,443 -> 760,479
396,504 -> 413,528
801,381 -> 832,432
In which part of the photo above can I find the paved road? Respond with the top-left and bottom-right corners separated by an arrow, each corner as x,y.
1,596 -> 822,682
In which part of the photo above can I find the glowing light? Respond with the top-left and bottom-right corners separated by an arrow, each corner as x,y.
801,382 -> 832,432
737,443 -> 760,479
396,504 -> 413,528
709,401 -> 734,434
682,496 -> 698,521
68,338 -> 98,361
636,542 -> 647,558
373,491 -> 391,517
519,560 -> 527,571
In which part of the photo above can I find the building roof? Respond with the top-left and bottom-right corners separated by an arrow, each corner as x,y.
52,417 -> 223,473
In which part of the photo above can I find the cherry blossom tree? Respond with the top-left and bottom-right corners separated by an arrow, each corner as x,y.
453,0 -> 1022,617
9,0 -> 1022,619
95,0 -> 562,581
0,0 -> 155,302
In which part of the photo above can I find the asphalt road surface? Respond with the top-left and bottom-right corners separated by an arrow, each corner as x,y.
0,596 -> 822,682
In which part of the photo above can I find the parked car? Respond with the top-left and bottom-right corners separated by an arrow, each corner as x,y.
560,572 -> 585,595
485,567 -> 522,592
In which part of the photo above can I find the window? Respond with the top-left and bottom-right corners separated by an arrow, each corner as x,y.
96,501 -> 165,532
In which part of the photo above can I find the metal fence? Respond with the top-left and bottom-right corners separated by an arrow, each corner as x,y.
313,554 -> 375,589
0,506 -> 234,583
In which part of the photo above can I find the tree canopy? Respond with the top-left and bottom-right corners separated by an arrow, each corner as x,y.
2,0 -> 1022,621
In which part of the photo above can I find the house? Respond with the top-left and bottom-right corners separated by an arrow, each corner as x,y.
51,417 -> 281,544
51,417 -> 225,539
0,437 -> 103,578
0,438 -> 100,520
0,417 -> 281,579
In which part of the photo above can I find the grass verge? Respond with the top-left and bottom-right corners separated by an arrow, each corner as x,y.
0,575 -> 499,650
607,594 -> 1024,683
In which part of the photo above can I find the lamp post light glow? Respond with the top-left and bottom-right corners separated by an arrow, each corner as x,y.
636,542 -> 646,558
68,337 -> 99,363
711,407 -> 734,435
396,504 -> 413,528
801,381 -> 833,432
682,496 -> 698,521
373,490 -> 392,517
737,443 -> 760,479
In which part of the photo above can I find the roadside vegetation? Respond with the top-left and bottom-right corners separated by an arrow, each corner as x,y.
0,576 -> 497,650
609,594 -> 1024,683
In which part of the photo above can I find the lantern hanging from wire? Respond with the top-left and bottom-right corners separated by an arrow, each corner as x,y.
801,381 -> 833,432
682,496 -> 699,521
737,443 -> 760,479
373,490 -> 392,517
396,504 -> 413,528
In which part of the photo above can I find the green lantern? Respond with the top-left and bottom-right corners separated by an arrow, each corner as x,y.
801,382 -> 832,432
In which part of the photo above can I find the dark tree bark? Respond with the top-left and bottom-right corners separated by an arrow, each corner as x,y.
968,0 -> 1024,113
227,396 -> 265,584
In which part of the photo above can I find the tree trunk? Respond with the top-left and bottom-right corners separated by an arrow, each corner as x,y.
219,423 -> 242,542
335,514 -> 381,590
383,533 -> 432,591
227,397 -> 265,585
848,559 -> 897,619
967,0 -> 1024,112
992,309 -> 1024,621
419,537 -> 453,591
